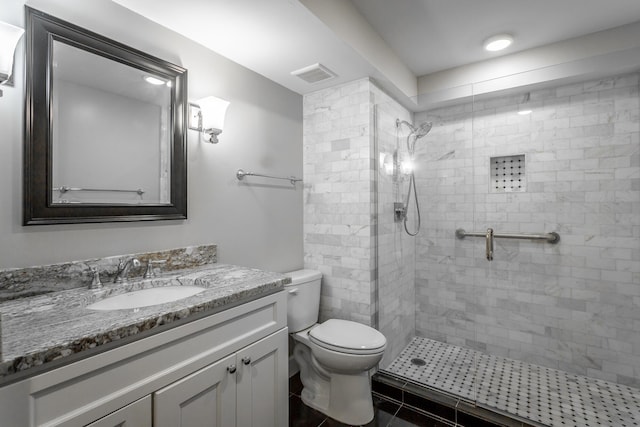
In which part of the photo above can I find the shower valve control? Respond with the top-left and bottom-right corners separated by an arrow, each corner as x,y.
394,202 -> 406,222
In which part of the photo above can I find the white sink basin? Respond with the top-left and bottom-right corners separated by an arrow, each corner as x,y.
87,286 -> 205,311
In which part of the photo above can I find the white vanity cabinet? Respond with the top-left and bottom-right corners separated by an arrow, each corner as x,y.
154,354 -> 237,426
85,396 -> 152,427
235,329 -> 288,427
154,329 -> 288,427
0,291 -> 288,427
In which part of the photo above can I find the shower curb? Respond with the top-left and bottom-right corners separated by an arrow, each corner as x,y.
373,372 -> 540,427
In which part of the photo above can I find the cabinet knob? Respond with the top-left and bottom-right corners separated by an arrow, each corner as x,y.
242,357 -> 251,365
227,365 -> 237,374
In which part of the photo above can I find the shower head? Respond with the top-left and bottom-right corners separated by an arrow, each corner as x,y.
413,121 -> 432,139
396,119 -> 433,139
397,119 -> 433,156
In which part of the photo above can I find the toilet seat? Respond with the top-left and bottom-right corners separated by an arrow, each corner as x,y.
308,319 -> 386,355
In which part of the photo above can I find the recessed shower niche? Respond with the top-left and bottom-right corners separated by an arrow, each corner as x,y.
490,154 -> 526,193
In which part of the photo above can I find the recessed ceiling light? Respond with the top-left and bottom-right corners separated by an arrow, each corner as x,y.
483,34 -> 513,52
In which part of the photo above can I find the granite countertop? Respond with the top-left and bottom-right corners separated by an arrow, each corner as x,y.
0,263 -> 289,384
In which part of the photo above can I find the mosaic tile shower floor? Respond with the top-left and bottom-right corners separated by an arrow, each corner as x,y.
384,337 -> 640,427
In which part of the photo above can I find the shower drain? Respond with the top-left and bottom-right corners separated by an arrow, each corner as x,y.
411,358 -> 426,366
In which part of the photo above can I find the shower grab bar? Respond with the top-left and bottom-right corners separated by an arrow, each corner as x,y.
53,186 -> 145,195
455,228 -> 560,244
236,169 -> 302,186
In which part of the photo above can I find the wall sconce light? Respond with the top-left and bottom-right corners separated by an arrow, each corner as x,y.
188,96 -> 230,143
0,20 -> 25,95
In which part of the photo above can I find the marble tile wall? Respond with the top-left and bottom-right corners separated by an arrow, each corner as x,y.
303,78 -> 412,332
303,78 -> 376,326
413,72 -> 640,387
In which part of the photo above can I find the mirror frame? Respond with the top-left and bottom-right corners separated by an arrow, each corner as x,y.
24,7 -> 188,225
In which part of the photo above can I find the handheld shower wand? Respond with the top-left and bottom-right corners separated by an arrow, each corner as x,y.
395,119 -> 432,236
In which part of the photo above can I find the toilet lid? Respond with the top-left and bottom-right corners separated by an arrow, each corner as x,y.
308,319 -> 386,355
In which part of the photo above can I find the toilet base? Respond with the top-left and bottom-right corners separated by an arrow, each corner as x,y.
300,371 -> 374,425
294,342 -> 375,425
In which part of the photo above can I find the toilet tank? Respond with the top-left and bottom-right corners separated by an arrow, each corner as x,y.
285,269 -> 322,332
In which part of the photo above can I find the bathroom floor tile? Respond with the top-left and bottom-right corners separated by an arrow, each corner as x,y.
320,402 -> 394,426
289,394 -> 327,427
289,373 -> 304,396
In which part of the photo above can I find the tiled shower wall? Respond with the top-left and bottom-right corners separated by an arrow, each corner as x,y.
303,78 -> 414,351
303,78 -> 377,326
413,72 -> 640,387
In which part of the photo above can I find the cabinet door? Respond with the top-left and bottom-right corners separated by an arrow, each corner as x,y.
236,328 -> 288,427
154,354 -> 236,427
85,395 -> 151,427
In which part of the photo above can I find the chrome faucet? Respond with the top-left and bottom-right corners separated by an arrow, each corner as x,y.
114,257 -> 141,283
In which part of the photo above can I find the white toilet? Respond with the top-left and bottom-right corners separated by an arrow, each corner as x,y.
286,269 -> 386,425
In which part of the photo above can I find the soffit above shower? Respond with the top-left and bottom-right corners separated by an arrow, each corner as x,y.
351,0 -> 640,76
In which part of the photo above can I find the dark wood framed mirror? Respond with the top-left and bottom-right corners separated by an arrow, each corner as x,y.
24,7 -> 187,225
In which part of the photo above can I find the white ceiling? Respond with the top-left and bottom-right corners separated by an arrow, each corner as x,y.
112,0 -> 379,96
113,0 -> 640,99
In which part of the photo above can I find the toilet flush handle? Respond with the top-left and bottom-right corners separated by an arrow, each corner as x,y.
288,288 -> 298,294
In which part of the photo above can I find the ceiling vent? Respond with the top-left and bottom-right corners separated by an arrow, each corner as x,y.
291,63 -> 337,84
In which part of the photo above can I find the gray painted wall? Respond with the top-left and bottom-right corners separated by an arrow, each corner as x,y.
0,0 -> 303,272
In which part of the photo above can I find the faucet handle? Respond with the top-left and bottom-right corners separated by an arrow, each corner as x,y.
89,266 -> 102,289
116,257 -> 127,271
114,257 -> 141,283
143,259 -> 167,279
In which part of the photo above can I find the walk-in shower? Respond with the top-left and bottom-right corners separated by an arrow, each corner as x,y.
395,118 -> 432,236
376,71 -> 640,426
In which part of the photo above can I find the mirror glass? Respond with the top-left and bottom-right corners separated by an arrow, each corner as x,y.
51,41 -> 171,205
24,7 -> 187,224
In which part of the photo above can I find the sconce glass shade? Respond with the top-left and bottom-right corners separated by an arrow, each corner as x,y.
0,21 -> 25,83
198,95 -> 230,143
